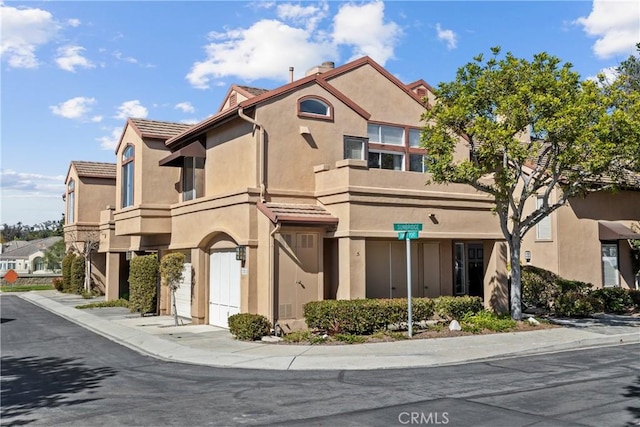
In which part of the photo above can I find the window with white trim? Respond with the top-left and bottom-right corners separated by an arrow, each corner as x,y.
344,136 -> 366,160
535,197 -> 552,240
368,124 -> 404,145
368,151 -> 404,170
121,145 -> 134,208
409,129 -> 421,147
67,179 -> 75,224
601,243 -> 619,287
182,157 -> 204,202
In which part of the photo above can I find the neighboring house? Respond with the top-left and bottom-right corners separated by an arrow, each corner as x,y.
0,236 -> 63,275
64,161 -> 121,294
521,186 -> 640,290
86,56 -> 509,330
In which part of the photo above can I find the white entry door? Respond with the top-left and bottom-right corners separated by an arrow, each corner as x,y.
209,251 -> 241,328
174,263 -> 192,319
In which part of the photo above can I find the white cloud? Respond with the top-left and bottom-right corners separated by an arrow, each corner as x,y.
0,169 -> 65,193
277,2 -> 328,31
586,66 -> 620,84
186,1 -> 401,89
67,18 -> 81,27
0,3 -> 59,68
575,0 -> 640,59
50,97 -> 97,120
180,118 -> 199,125
113,50 -> 155,68
175,102 -> 195,114
114,100 -> 148,119
55,45 -> 95,72
97,127 -> 123,150
187,19 -> 335,89
332,1 -> 402,65
435,23 -> 458,50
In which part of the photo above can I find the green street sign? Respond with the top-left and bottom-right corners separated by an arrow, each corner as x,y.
393,223 -> 423,231
397,231 -> 419,240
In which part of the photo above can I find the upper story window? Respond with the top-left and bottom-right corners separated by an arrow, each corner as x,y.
66,180 -> 75,224
343,136 -> 367,161
183,157 -> 205,202
364,122 -> 428,173
535,196 -> 552,240
298,96 -> 333,120
121,145 -> 134,208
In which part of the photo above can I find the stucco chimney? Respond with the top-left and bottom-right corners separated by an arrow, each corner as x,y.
305,61 -> 335,76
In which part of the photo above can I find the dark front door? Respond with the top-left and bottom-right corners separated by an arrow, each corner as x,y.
467,243 -> 484,298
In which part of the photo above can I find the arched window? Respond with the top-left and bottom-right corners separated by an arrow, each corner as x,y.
121,145 -> 134,208
67,180 -> 75,224
298,96 -> 333,120
33,257 -> 45,272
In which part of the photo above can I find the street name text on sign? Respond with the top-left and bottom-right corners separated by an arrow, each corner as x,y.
393,223 -> 422,337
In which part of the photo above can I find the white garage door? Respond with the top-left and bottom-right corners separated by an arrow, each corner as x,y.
174,263 -> 192,319
209,251 -> 241,328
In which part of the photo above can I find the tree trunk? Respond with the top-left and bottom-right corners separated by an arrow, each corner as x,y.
172,288 -> 179,327
509,236 -> 523,320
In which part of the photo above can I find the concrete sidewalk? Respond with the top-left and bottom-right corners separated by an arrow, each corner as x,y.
14,290 -> 640,371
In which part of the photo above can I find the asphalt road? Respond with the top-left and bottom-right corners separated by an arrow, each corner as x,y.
1,294 -> 639,427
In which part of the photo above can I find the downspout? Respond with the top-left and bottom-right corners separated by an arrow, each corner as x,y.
237,107 -> 266,202
269,222 -> 281,332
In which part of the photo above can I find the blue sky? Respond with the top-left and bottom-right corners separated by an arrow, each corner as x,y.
1,0 -> 638,226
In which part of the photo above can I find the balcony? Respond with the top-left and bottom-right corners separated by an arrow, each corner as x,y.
113,204 -> 172,236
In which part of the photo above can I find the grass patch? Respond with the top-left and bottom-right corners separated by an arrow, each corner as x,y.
75,299 -> 129,309
0,284 -> 53,292
461,310 -> 517,333
370,330 -> 408,340
334,333 -> 367,344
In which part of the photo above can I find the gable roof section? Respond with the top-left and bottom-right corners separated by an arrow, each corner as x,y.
217,84 -> 270,113
71,161 -> 116,179
115,118 -> 192,154
166,59 -> 414,148
0,236 -> 62,260
236,85 -> 269,97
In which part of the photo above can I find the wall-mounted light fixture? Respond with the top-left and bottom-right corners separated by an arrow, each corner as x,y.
524,251 -> 532,263
235,246 -> 247,263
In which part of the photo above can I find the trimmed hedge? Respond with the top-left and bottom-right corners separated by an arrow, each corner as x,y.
434,296 -> 484,320
522,265 -> 559,309
228,313 -> 271,341
61,252 -> 76,292
69,255 -> 85,295
304,298 -> 436,335
591,287 -> 634,314
553,290 -> 603,317
129,254 -> 158,316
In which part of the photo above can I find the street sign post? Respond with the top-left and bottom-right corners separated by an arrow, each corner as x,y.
393,224 -> 422,337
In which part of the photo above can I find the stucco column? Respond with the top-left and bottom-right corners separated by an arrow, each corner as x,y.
105,253 -> 120,301
484,240 -> 509,314
191,248 -> 207,325
337,237 -> 366,300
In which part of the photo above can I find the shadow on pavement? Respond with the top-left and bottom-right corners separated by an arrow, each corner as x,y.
624,375 -> 640,427
0,355 -> 117,426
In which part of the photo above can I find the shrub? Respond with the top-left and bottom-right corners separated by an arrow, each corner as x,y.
76,299 -> 130,309
61,252 -> 76,292
521,265 -> 558,309
628,289 -> 640,309
553,290 -> 602,317
129,254 -> 158,316
334,333 -> 367,344
282,330 -> 312,343
303,298 -> 436,335
591,287 -> 634,314
228,313 -> 271,341
461,310 -> 517,333
52,277 -> 64,292
434,296 -> 484,320
69,255 -> 85,294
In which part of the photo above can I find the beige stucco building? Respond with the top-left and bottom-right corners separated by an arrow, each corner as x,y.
66,57 -> 516,328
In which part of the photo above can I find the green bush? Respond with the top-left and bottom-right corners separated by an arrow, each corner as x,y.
61,252 -> 76,292
69,255 -> 85,294
553,290 -> 602,317
461,310 -> 517,333
228,313 -> 271,341
76,299 -> 130,309
282,330 -> 312,343
434,296 -> 484,320
591,287 -> 634,314
628,289 -> 640,309
522,265 -> 559,309
303,298 -> 436,335
52,277 -> 64,292
129,254 -> 158,316
334,333 -> 367,344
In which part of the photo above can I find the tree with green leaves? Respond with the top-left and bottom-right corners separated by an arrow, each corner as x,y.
159,252 -> 187,326
422,47 -> 640,320
43,239 -> 65,272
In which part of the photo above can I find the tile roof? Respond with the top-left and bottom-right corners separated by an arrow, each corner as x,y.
0,236 -> 63,259
236,85 -> 269,97
258,202 -> 338,225
71,161 -> 117,179
129,118 -> 192,140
